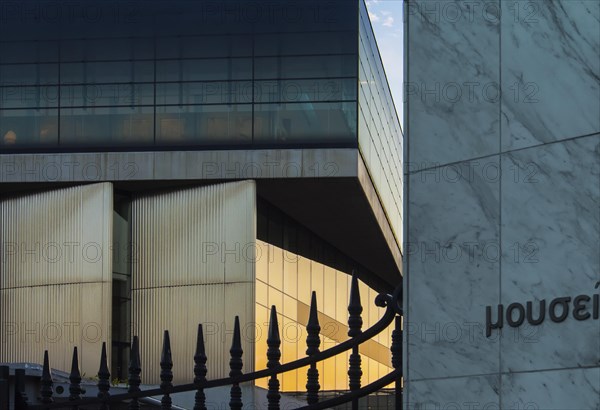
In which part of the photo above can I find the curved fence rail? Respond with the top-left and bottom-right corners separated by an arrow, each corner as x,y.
1,274 -> 403,410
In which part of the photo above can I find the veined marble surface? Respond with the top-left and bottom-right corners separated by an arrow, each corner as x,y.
407,0 -> 500,166
502,368 -> 600,410
500,134 -> 600,372
405,0 -> 600,405
406,375 -> 500,410
501,0 -> 600,151
407,156 -> 500,379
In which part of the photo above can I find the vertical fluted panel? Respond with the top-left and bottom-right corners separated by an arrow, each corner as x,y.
131,181 -> 256,383
0,183 -> 113,375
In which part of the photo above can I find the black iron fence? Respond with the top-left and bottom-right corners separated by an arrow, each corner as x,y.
1,275 -> 403,410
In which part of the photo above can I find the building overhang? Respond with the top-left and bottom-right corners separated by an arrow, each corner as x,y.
0,148 -> 402,291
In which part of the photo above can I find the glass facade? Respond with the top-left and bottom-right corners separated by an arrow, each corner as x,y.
358,0 -> 404,246
254,202 -> 394,392
1,0 -> 404,386
0,0 -> 358,151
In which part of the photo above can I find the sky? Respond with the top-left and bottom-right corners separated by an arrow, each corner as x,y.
365,0 -> 404,128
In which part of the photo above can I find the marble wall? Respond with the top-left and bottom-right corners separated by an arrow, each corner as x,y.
405,1 -> 600,408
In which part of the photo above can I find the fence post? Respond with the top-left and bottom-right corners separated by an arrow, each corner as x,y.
348,274 -> 363,410
229,317 -> 243,410
98,342 -> 111,410
194,325 -> 207,410
0,366 -> 9,410
266,306 -> 281,410
160,331 -> 173,410
69,347 -> 82,409
391,315 -> 402,410
15,369 -> 28,410
305,291 -> 320,406
40,351 -> 53,407
128,336 -> 142,410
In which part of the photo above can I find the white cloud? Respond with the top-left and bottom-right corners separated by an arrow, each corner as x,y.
383,16 -> 394,27
368,11 -> 380,22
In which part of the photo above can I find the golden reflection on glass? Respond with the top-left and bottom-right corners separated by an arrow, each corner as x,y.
369,288 -> 378,331
322,335 -> 336,389
256,241 -> 268,283
256,279 -> 268,307
335,271 -> 349,321
255,241 -> 394,392
323,266 -> 336,318
255,304 -> 269,389
283,249 -> 298,298
311,261 -> 324,307
368,357 -> 379,383
297,256 -> 311,304
281,316 -> 299,360
268,286 -> 283,315
282,366 -> 297,392
283,294 -> 297,321
269,244 -> 283,290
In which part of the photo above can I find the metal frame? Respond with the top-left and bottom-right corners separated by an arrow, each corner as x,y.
2,274 -> 403,410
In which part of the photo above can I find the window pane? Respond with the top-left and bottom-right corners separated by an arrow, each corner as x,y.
0,85 -> 59,109
254,102 -> 357,144
156,81 -> 253,105
256,279 -> 268,307
156,58 -> 252,82
155,104 -> 252,145
0,109 -> 58,147
0,41 -> 59,64
181,35 -> 252,58
0,64 -> 59,86
255,32 -> 355,56
255,79 -> 356,103
60,107 -> 154,146
60,84 -> 154,107
254,55 -> 357,79
61,62 -> 154,84
61,38 -> 153,62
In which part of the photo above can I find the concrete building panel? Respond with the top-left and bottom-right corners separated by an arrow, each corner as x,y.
131,181 -> 256,383
0,183 -> 113,375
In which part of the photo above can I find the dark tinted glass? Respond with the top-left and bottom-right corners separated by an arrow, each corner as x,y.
60,84 -> 154,107
156,59 -> 252,82
0,64 -> 59,86
0,86 -> 59,109
61,62 -> 154,84
60,107 -> 154,146
156,81 -> 253,105
0,0 -> 359,151
0,108 -> 59,146
255,55 -> 357,80
156,105 -> 253,145
254,102 -> 356,143
255,79 -> 357,103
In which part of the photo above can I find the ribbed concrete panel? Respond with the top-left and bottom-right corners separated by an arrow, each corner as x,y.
0,283 -> 111,374
0,184 -> 113,288
131,181 -> 256,384
132,283 -> 254,381
0,183 -> 113,375
131,181 -> 256,289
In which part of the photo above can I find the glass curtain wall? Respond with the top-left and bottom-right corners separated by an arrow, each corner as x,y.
0,0 -> 359,151
357,0 -> 404,245
254,201 -> 394,392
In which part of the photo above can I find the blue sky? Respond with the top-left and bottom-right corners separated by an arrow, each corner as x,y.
365,0 -> 403,127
